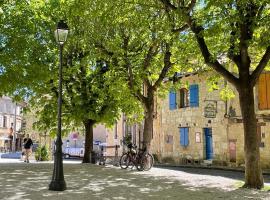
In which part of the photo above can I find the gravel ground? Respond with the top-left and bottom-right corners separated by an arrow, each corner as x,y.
0,162 -> 269,200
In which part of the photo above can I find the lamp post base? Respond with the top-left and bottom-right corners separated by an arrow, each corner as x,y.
49,180 -> 66,191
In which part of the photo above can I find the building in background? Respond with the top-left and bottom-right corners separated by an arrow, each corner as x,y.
0,96 -> 25,152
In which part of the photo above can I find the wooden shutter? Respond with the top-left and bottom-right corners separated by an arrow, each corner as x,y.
169,90 -> 177,110
189,84 -> 199,107
180,128 -> 189,147
258,74 -> 267,110
180,128 -> 185,146
258,73 -> 270,110
266,74 -> 270,109
184,128 -> 189,146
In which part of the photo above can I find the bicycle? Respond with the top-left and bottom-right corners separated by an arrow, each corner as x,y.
119,143 -> 154,171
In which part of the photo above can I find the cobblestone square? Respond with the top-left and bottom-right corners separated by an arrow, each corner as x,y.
0,162 -> 269,200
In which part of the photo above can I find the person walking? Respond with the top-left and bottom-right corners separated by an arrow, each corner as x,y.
23,134 -> 33,163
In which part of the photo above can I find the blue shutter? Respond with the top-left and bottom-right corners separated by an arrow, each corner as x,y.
169,90 -> 177,110
184,128 -> 189,146
180,128 -> 189,147
180,128 -> 185,146
189,84 -> 199,107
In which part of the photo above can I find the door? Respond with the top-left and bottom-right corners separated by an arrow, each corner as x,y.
204,128 -> 213,160
229,140 -> 236,162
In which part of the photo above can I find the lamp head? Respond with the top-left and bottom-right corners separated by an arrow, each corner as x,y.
54,20 -> 69,45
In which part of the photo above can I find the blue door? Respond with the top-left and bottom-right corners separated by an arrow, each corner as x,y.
204,128 -> 213,160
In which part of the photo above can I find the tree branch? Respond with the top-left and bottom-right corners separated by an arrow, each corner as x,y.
153,43 -> 173,90
227,23 -> 241,68
250,46 -> 270,86
186,0 -> 196,13
172,24 -> 188,33
122,35 -> 147,104
95,43 -> 114,57
187,16 -> 239,87
143,40 -> 159,70
159,0 -> 177,10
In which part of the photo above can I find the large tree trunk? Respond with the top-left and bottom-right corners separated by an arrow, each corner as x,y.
238,83 -> 264,189
142,94 -> 154,152
82,119 -> 95,163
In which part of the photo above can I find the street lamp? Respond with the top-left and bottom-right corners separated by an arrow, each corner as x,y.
49,20 -> 69,191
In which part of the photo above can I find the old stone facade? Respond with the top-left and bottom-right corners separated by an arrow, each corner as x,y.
151,72 -> 270,169
105,114 -> 143,158
0,96 -> 24,152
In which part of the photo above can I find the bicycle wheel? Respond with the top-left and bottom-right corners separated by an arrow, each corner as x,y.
136,158 -> 144,171
119,153 -> 130,169
142,153 -> 154,171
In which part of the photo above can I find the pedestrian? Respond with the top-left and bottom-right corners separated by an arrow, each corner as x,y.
23,134 -> 33,163
8,123 -> 13,152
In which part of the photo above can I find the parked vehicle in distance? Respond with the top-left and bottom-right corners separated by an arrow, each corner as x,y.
63,147 -> 84,158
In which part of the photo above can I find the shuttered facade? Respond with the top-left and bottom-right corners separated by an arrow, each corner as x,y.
258,73 -> 270,110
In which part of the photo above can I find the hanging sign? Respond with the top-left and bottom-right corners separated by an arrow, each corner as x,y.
204,102 -> 217,118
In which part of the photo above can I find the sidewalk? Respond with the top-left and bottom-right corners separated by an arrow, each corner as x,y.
155,162 -> 270,175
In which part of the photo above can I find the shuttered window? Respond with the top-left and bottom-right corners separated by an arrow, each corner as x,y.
189,84 -> 199,107
258,73 -> 270,110
3,116 -> 7,128
179,88 -> 189,108
169,89 -> 177,110
180,127 -> 189,147
0,116 -> 3,127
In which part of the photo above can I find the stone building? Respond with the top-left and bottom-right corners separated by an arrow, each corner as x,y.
152,72 -> 270,169
0,96 -> 24,152
105,114 -> 143,158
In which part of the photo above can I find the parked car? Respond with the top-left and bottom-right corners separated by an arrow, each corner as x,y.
63,147 -> 84,158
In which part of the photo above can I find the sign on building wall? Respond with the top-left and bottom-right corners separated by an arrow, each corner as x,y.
195,132 -> 201,143
165,135 -> 173,144
204,101 -> 217,118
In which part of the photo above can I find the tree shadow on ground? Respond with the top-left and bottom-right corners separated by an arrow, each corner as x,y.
0,163 -> 269,200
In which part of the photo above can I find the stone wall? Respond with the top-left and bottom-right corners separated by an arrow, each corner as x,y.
151,72 -> 270,169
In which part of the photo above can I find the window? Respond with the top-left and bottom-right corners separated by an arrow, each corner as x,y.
189,84 -> 199,107
180,127 -> 189,147
170,84 -> 199,110
169,89 -> 177,110
3,116 -> 7,128
179,88 -> 189,108
0,116 -> 2,127
258,73 -> 270,110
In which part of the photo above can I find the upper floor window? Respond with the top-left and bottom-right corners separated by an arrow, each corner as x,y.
179,88 -> 189,108
169,84 -> 199,110
258,73 -> 270,110
189,84 -> 199,107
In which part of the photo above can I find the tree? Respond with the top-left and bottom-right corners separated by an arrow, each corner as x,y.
0,1 -> 54,99
159,0 -> 270,188
67,0 -> 189,151
61,54 -> 140,163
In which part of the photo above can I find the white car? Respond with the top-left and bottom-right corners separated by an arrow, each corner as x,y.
63,147 -> 84,158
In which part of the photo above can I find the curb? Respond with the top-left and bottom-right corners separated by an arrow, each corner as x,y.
154,163 -> 270,175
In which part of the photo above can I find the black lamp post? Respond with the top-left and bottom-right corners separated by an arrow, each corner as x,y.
49,20 -> 69,191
